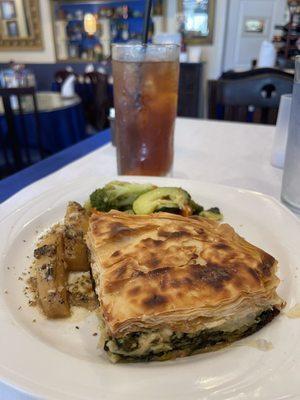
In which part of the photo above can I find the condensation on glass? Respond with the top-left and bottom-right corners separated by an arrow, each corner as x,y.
112,44 -> 180,176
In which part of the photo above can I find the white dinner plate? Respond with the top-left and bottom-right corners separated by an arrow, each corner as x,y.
1,176 -> 300,400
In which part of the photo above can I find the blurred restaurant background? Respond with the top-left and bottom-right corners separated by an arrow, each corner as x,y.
0,0 -> 299,179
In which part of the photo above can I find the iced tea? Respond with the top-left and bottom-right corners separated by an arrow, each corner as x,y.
112,44 -> 180,176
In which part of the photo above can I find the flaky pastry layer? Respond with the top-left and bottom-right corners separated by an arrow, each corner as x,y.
86,211 -> 285,337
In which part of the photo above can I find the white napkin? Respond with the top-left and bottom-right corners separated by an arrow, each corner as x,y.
258,41 -> 276,68
85,64 -> 95,73
61,74 -> 76,98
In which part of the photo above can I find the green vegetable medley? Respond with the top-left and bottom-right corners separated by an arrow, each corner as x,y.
88,181 -> 223,221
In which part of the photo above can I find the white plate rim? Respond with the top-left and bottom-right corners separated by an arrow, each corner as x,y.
0,176 -> 300,400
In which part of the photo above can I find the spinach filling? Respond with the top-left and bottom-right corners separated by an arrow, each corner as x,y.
104,308 -> 279,362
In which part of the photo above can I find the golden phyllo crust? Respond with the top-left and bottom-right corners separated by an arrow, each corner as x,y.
86,211 -> 284,339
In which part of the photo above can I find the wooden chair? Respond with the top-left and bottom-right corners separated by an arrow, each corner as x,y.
208,68 -> 294,124
0,87 -> 45,177
83,71 -> 109,131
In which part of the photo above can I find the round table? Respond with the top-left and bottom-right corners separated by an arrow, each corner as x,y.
0,91 -> 82,114
0,91 -> 86,154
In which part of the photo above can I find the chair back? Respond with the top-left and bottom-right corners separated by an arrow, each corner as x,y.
0,86 -> 44,177
83,71 -> 109,130
208,68 -> 294,124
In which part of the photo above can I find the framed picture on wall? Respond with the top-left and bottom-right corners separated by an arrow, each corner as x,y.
0,1 -> 16,20
244,18 -> 265,34
6,20 -> 18,36
177,0 -> 215,45
0,0 -> 43,50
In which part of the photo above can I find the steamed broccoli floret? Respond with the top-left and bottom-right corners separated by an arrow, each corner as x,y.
89,181 -> 156,212
200,207 -> 223,221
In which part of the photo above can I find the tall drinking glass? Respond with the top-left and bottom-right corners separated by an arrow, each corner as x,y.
112,44 -> 180,176
281,55 -> 300,213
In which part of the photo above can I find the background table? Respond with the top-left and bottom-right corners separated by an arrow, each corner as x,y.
0,92 -> 86,154
0,118 -> 285,399
0,92 -> 82,114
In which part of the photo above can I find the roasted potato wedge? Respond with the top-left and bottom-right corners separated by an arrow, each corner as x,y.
64,201 -> 89,272
34,229 -> 70,318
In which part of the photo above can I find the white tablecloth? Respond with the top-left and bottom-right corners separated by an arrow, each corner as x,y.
0,118 -> 283,399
